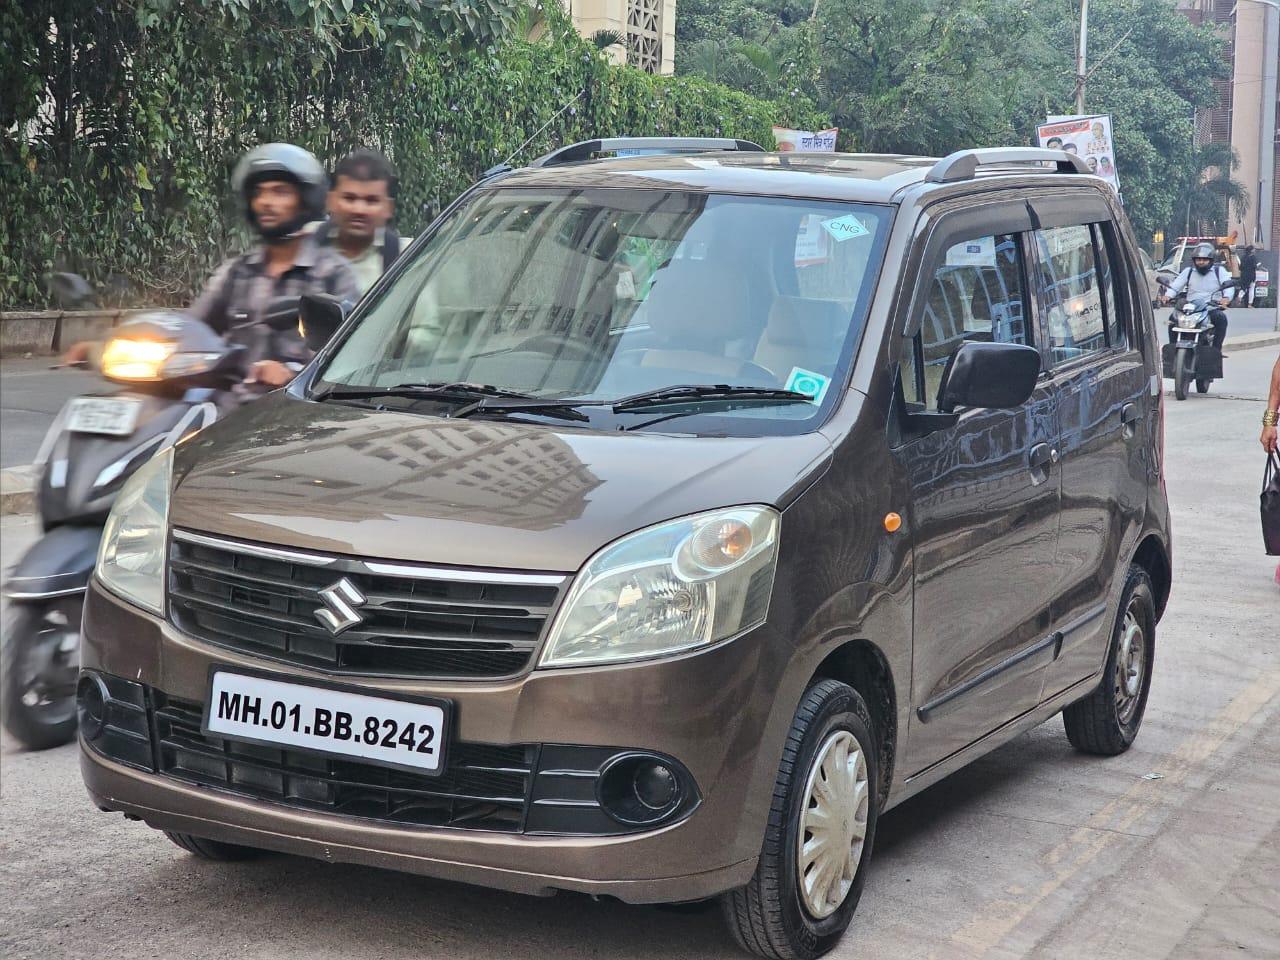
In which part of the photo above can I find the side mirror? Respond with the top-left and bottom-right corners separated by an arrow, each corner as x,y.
1155,271 -> 1176,289
261,296 -> 302,330
937,341 -> 1041,414
299,293 -> 348,352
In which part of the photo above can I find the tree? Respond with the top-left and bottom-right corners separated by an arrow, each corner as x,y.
676,0 -> 1232,245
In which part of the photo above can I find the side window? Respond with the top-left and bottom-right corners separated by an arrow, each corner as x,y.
1035,225 -> 1107,364
1092,223 -> 1129,349
910,233 -> 1029,409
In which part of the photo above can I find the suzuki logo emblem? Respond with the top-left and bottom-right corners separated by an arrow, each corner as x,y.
315,577 -> 366,635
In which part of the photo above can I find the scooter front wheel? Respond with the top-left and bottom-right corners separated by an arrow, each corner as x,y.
2,602 -> 81,750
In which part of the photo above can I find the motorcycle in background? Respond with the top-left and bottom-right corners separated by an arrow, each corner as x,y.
1157,276 -> 1234,401
1,300 -> 301,749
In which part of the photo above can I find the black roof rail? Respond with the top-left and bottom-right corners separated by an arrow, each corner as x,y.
529,137 -> 765,168
926,147 -> 1091,183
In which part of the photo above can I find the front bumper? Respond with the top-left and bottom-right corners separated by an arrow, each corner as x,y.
79,579 -> 789,903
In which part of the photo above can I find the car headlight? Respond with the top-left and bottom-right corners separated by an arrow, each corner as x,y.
95,446 -> 173,615
539,506 -> 780,668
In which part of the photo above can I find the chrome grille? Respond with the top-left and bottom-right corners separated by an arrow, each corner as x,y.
167,530 -> 565,679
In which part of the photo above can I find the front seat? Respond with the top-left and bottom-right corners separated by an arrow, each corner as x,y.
753,295 -> 850,381
635,268 -> 765,380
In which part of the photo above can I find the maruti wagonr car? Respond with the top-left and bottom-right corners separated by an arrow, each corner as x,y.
79,140 -> 1171,959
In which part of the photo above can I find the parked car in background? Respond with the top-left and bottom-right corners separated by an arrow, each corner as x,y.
78,140 -> 1172,960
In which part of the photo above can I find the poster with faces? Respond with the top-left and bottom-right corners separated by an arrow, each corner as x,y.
1036,114 -> 1119,192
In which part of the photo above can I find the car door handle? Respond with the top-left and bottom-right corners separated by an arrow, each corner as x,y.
1121,402 -> 1142,425
1028,442 -> 1055,472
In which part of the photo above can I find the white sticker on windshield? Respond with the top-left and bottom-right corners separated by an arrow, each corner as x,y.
820,214 -> 871,243
786,367 -> 832,404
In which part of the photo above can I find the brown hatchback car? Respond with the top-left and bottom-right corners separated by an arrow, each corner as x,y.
80,140 -> 1172,959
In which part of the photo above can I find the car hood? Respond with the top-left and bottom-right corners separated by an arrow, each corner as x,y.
171,392 -> 833,572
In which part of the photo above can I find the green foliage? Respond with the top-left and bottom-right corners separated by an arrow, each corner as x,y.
1,1 -> 824,308
678,0 -> 1232,245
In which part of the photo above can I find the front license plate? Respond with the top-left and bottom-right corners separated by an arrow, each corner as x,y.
66,397 -> 141,436
203,670 -> 450,774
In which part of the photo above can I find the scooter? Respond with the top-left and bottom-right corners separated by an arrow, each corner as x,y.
1159,279 -> 1234,401
1,300 -> 300,749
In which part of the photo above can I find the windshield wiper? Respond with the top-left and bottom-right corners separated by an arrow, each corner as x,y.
311,381 -> 538,404
610,384 -> 816,412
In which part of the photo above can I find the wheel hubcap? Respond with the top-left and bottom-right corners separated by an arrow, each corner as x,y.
796,730 -> 870,920
1113,607 -> 1145,725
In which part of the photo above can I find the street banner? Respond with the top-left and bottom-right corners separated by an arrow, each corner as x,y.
1036,114 -> 1119,191
772,126 -> 839,152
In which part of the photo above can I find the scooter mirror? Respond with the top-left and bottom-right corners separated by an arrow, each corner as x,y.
261,296 -> 302,330
299,293 -> 348,353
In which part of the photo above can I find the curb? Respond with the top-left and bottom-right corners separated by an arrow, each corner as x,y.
0,466 -> 38,517
1223,332 -> 1280,352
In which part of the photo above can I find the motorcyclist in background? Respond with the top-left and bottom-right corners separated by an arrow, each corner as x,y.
66,144 -> 358,384
1160,242 -> 1232,349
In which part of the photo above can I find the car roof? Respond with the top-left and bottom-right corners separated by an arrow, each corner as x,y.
491,151 -> 1095,206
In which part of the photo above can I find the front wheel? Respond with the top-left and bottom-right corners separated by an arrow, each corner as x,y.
1,602 -> 81,750
720,680 -> 879,960
1173,350 -> 1191,401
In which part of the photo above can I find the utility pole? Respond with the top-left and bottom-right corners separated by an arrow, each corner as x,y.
1075,0 -> 1090,115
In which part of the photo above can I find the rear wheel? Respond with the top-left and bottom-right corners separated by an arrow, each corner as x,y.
1173,350 -> 1190,401
1195,378 -> 1210,394
164,831 -> 261,861
720,680 -> 879,960
2,602 -> 81,750
1062,565 -> 1156,755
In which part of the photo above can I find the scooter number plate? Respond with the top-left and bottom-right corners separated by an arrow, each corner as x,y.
66,397 -> 141,436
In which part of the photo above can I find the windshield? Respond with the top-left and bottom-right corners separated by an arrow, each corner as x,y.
316,187 -> 890,435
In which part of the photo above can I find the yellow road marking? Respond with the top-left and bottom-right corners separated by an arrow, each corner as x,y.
930,669 -> 1280,960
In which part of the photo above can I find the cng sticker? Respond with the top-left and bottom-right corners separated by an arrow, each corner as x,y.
820,214 -> 871,242
786,367 -> 832,404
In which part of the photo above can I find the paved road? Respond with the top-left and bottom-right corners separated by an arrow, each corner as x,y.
0,358 -> 101,468
2,350 -> 1278,960
1,307 -> 1276,469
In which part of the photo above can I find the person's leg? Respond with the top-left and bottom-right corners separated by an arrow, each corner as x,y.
1209,309 -> 1228,348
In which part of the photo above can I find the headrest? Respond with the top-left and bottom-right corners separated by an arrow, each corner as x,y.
764,296 -> 850,348
643,268 -> 750,343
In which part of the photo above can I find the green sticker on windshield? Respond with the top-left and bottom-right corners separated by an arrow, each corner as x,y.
820,214 -> 870,242
786,367 -> 831,404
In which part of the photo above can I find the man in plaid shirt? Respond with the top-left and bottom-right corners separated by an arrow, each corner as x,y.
67,144 -> 357,385
189,144 -> 359,386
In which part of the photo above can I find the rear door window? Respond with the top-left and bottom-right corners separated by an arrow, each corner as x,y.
1034,225 -> 1108,364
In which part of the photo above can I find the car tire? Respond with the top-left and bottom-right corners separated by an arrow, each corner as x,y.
1062,565 -> 1156,756
164,831 -> 261,861
720,680 -> 879,960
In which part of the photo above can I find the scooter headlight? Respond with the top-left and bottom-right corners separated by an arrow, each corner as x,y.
95,446 -> 172,615
100,338 -> 175,382
539,506 -> 779,668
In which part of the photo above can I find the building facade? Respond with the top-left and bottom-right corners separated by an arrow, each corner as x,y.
1179,0 -> 1280,249
561,0 -> 677,75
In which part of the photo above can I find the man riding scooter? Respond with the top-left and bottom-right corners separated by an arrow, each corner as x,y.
1160,242 -> 1232,349
5,146 -> 358,751
66,143 -> 359,383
